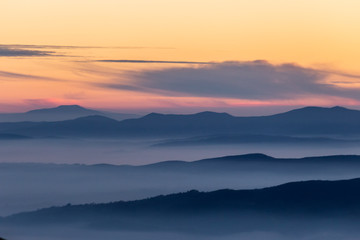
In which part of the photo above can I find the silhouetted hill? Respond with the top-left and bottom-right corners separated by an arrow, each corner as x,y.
118,111 -> 237,136
1,106 -> 360,138
26,105 -> 99,115
115,106 -> 360,137
5,178 -> 360,233
263,106 -> 360,135
90,106 -> 360,137
272,106 -> 360,120
0,105 -> 139,122
1,115 -> 121,137
143,153 -> 360,170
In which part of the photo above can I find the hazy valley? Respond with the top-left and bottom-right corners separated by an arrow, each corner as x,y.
2,105 -> 360,240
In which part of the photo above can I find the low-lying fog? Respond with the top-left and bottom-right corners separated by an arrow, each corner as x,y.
1,225 -> 360,240
1,138 -> 360,165
3,139 -> 360,240
2,138 -> 360,216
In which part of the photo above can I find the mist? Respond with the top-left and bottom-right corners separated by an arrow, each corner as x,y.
3,138 -> 360,239
2,225 -> 360,240
3,139 -> 360,216
1,138 -> 360,165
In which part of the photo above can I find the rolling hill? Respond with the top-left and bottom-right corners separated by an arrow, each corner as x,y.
4,178 -> 360,234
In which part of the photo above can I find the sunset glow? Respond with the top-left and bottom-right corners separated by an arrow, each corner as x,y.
2,0 -> 360,114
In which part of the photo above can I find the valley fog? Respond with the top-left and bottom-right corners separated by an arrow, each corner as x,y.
1,138 -> 360,165
2,138 -> 360,216
3,138 -> 360,239
2,226 -> 360,240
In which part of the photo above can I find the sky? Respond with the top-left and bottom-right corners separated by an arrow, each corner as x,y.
1,0 -> 360,115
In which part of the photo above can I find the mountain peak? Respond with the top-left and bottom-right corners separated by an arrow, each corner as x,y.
204,153 -> 274,162
141,111 -> 233,120
297,106 -> 350,112
26,105 -> 100,114
54,105 -> 85,110
194,111 -> 233,117
273,106 -> 358,118
145,112 -> 164,117
330,106 -> 348,110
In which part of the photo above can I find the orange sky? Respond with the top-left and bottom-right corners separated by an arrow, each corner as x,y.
1,0 -> 360,114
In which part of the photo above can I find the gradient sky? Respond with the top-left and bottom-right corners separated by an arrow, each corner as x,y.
1,0 -> 360,114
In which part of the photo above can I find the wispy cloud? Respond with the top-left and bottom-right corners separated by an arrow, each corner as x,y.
98,60 -> 360,101
0,44 -> 173,49
0,70 -> 63,82
96,59 -> 212,64
0,44 -> 85,49
22,98 -> 59,108
0,44 -> 174,58
0,46 -> 55,57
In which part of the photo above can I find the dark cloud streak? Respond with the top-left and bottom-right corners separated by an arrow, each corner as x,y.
0,47 -> 55,57
0,44 -> 174,57
99,61 -> 360,100
0,70 -> 65,82
0,44 -> 173,50
97,59 -> 213,64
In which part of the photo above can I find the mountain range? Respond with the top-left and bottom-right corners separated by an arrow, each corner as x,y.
0,105 -> 139,122
1,105 -> 360,139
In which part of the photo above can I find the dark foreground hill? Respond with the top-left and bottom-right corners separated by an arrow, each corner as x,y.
4,178 -> 360,234
1,106 -> 360,138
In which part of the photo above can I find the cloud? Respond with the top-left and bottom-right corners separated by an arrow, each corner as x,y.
0,44 -> 173,49
96,60 -> 360,100
0,70 -> 46,79
98,60 -> 360,101
0,44 -> 98,49
22,99 -> 59,108
0,44 -> 173,53
0,46 -> 55,57
63,91 -> 87,100
22,98 -> 80,109
0,70 -> 63,82
97,59 -> 213,64
0,44 -> 174,58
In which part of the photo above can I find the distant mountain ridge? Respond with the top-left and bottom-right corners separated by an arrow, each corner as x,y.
272,106 -> 357,118
1,106 -> 360,138
0,105 -> 139,122
106,105 -> 360,137
25,105 -> 100,115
